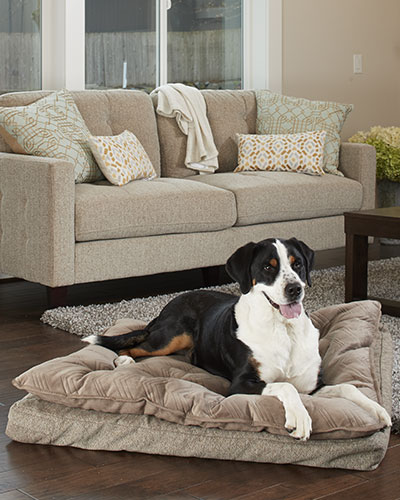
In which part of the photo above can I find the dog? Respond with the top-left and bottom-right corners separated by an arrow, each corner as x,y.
84,237 -> 391,440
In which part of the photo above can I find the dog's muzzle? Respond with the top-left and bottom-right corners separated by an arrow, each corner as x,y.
262,291 -> 302,319
285,282 -> 302,302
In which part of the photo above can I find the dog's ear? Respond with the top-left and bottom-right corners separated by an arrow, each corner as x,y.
225,242 -> 258,294
288,238 -> 315,286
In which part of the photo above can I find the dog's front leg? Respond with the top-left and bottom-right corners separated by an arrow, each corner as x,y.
262,382 -> 312,440
315,384 -> 391,428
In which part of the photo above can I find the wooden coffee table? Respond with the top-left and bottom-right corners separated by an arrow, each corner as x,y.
344,206 -> 400,316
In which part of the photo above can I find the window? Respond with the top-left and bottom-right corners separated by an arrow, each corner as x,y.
84,0 -> 242,92
167,0 -> 242,89
85,0 -> 157,92
26,1 -> 281,93
0,0 -> 41,94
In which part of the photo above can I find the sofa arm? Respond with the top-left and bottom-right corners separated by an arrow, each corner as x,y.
0,153 -> 75,287
338,142 -> 376,210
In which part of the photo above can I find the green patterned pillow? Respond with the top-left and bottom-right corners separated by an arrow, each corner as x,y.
0,89 -> 103,183
255,91 -> 353,175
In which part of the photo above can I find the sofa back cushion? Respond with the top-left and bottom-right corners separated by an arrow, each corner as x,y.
0,90 -> 161,176
156,89 -> 256,178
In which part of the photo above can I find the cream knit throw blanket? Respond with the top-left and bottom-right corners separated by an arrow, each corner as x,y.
151,83 -> 219,173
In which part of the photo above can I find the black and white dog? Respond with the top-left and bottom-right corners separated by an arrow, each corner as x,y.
85,237 -> 391,440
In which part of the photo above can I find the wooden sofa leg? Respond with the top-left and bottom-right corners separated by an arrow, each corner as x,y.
46,286 -> 68,309
201,265 -> 221,287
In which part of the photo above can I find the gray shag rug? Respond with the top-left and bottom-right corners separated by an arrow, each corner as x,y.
41,257 -> 400,434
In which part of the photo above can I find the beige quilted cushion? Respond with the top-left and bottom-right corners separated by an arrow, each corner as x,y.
156,90 -> 256,177
0,89 -> 161,176
74,177 -> 237,241
188,170 -> 363,226
12,301 -> 391,440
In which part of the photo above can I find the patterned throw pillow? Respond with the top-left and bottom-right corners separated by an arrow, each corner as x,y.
234,131 -> 326,176
0,89 -> 102,183
88,130 -> 157,186
256,91 -> 353,175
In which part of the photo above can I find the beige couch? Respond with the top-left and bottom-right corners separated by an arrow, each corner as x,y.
0,89 -> 376,303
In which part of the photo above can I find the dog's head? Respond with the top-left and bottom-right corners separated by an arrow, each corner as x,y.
226,238 -> 315,319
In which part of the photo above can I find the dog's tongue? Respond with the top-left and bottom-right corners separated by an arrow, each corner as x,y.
279,303 -> 302,319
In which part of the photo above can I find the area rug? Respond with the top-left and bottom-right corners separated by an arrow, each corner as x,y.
41,257 -> 400,433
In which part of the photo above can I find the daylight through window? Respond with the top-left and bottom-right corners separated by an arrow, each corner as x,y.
85,0 -> 242,92
0,0 -> 41,94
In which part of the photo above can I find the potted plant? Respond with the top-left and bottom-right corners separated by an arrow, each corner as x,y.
349,126 -> 400,243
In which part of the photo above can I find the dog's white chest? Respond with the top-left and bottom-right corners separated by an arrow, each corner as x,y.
235,293 -> 320,393
238,320 -> 294,377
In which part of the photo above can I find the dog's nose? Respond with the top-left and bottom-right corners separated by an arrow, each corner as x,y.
285,283 -> 302,301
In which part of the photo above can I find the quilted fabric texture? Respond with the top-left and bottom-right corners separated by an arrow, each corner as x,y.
6,311 -> 392,470
12,301 -> 390,440
0,89 -> 102,183
88,130 -> 157,186
255,91 -> 353,175
234,131 -> 326,175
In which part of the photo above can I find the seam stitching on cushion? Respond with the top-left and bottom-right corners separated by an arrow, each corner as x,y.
10,402 -> 384,438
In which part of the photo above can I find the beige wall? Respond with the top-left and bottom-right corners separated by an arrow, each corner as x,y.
282,0 -> 400,139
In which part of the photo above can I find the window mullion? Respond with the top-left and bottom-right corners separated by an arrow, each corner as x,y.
42,0 -> 84,91
243,0 -> 282,92
65,0 -> 85,90
157,0 -> 169,87
42,0 -> 65,90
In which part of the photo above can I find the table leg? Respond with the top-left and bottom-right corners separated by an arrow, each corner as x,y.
345,233 -> 368,302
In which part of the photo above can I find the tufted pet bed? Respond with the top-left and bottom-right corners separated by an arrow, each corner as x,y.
7,301 -> 392,470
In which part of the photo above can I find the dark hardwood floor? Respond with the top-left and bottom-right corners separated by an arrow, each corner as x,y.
1,245 -> 400,500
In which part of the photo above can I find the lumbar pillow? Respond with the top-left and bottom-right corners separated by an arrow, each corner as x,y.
0,89 -> 103,183
255,91 -> 353,175
88,130 -> 157,186
234,131 -> 326,175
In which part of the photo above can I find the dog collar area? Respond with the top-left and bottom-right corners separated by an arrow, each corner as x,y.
262,291 -> 280,311
262,291 -> 303,320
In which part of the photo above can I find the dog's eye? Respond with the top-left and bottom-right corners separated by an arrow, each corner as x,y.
264,265 -> 273,272
293,261 -> 301,270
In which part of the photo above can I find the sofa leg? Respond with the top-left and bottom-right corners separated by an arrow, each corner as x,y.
46,286 -> 68,309
201,265 -> 221,287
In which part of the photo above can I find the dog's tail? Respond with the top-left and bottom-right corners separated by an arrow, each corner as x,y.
83,329 -> 149,353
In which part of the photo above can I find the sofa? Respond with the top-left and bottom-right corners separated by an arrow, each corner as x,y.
0,89 -> 376,305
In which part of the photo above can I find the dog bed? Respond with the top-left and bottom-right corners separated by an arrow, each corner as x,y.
7,301 -> 393,470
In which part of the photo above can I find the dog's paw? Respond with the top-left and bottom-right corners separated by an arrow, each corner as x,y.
366,400 -> 392,428
114,355 -> 135,367
284,405 -> 312,441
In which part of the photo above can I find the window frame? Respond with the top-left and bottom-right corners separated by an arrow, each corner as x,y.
41,0 -> 282,92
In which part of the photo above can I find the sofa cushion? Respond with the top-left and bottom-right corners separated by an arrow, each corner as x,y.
156,90 -> 256,178
189,171 -> 363,226
0,89 -> 161,176
203,90 -> 257,173
256,91 -> 353,176
235,131 -> 326,176
0,89 -> 104,183
75,178 -> 237,242
88,130 -> 157,186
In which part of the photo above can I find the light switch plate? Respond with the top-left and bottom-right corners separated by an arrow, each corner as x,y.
353,54 -> 363,74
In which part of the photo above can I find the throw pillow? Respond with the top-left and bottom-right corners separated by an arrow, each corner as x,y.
234,131 -> 326,176
88,130 -> 157,186
0,89 -> 103,183
255,91 -> 353,175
